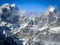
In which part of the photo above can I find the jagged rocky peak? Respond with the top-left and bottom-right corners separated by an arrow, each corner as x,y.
45,6 -> 57,15
0,3 -> 20,28
48,6 -> 57,13
0,3 -> 19,16
1,3 -> 10,8
1,3 -> 18,11
1,3 -> 17,8
11,4 -> 16,8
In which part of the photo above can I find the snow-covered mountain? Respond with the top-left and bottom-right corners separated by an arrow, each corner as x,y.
0,4 -> 60,45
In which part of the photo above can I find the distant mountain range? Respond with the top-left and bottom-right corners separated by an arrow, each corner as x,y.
0,3 -> 60,45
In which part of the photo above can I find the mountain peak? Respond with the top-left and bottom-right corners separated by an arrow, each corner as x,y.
48,6 -> 55,12
1,3 -> 10,8
48,6 -> 57,13
44,6 -> 57,15
11,4 -> 16,8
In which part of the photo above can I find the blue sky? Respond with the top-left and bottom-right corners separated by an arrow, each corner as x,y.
0,0 -> 60,12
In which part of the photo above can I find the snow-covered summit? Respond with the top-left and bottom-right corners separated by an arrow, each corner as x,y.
45,6 -> 57,15
1,3 -> 10,8
0,3 -> 20,28
48,6 -> 56,12
11,4 -> 16,8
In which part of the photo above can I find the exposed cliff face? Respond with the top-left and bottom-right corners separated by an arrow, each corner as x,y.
0,3 -> 23,45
